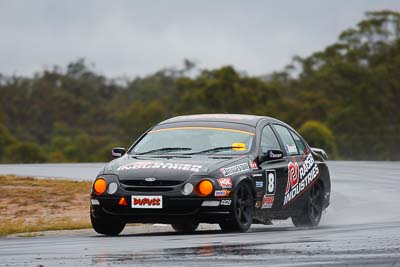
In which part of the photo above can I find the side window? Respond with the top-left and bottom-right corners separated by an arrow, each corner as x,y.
260,125 -> 281,153
290,130 -> 306,154
273,125 -> 298,155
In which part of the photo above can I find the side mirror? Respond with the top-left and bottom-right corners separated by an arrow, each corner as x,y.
259,149 -> 284,163
111,147 -> 126,158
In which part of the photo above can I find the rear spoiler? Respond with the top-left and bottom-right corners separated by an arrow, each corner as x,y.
311,147 -> 328,160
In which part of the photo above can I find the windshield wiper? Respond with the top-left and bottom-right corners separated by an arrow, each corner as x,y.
186,146 -> 243,155
136,147 -> 192,155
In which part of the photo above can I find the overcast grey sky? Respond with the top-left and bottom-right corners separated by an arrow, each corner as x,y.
1,0 -> 399,78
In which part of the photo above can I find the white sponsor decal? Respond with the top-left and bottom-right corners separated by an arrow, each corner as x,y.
214,190 -> 231,197
220,199 -> 232,206
220,163 -> 250,176
284,153 -> 320,206
117,161 -> 203,172
286,144 -> 298,154
256,181 -> 263,188
269,150 -> 283,159
265,170 -> 276,195
131,195 -> 162,209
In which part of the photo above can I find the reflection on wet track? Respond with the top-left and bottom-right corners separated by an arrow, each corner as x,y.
1,161 -> 400,266
84,222 -> 400,266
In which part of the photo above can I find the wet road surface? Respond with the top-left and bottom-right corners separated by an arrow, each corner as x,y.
1,161 -> 400,266
0,163 -> 105,180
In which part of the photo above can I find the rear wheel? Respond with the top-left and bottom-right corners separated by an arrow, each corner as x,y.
171,221 -> 199,233
292,182 -> 323,227
219,182 -> 253,232
90,211 -> 125,236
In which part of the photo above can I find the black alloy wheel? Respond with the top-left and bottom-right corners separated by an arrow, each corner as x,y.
219,182 -> 253,232
292,181 -> 323,227
90,209 -> 126,236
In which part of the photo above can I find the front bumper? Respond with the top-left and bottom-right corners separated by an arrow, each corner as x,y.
91,195 -> 232,224
90,174 -> 233,223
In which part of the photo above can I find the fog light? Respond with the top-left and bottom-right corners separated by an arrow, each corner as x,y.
91,199 -> 100,205
201,201 -> 220,207
107,182 -> 118,194
93,178 -> 107,195
181,183 -> 193,195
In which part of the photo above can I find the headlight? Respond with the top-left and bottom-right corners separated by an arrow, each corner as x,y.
107,182 -> 118,194
181,183 -> 194,195
93,178 -> 107,195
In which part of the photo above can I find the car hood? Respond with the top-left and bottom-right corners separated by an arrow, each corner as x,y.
101,155 -> 248,182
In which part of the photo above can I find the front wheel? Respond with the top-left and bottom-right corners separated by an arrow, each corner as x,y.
291,182 -> 323,227
90,212 -> 126,236
219,182 -> 253,232
171,221 -> 199,233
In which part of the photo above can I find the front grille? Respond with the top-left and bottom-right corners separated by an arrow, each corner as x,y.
119,179 -> 183,192
122,186 -> 174,192
120,180 -> 182,187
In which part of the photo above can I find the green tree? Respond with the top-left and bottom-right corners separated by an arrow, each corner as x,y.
0,10 -> 399,161
47,151 -> 66,163
299,121 -> 338,159
4,142 -> 47,163
0,124 -> 16,160
117,100 -> 166,144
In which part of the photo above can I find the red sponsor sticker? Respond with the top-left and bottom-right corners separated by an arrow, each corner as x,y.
131,196 -> 162,209
217,177 -> 233,188
286,162 -> 299,193
249,161 -> 258,170
261,195 -> 274,209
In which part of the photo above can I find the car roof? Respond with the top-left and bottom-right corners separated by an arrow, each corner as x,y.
158,114 -> 283,127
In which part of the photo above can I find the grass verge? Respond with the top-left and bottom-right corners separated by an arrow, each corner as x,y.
0,175 -> 92,236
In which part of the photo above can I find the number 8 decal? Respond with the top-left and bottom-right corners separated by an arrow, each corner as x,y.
265,170 -> 276,195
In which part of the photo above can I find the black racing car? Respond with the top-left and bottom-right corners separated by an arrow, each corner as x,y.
90,114 -> 331,235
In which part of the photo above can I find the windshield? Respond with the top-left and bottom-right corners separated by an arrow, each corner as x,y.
131,126 -> 255,155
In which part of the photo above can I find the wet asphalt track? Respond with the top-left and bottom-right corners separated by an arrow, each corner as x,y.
1,161 -> 400,266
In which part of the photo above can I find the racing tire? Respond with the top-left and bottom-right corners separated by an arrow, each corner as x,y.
291,181 -> 323,227
90,212 -> 126,236
171,221 -> 200,233
219,182 -> 253,232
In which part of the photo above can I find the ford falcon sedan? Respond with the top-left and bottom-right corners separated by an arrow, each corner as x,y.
90,114 -> 331,235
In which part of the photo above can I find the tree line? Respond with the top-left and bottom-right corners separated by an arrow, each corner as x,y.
1,10 -> 399,162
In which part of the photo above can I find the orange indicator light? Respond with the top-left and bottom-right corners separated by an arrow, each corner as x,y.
93,178 -> 107,195
197,180 -> 213,196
